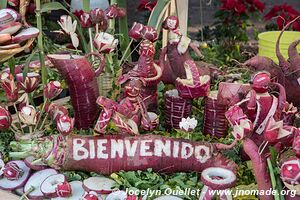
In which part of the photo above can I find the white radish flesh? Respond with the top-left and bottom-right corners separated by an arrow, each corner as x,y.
0,22 -> 22,35
0,160 -> 30,190
24,168 -> 58,199
105,190 -> 127,200
12,27 -> 39,43
40,174 -> 66,198
83,177 -> 116,194
51,181 -> 85,200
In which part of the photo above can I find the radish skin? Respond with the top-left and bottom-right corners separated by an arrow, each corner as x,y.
51,181 -> 85,200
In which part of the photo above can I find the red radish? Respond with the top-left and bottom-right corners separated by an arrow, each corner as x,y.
10,135 -> 237,176
43,81 -> 63,100
8,0 -> 19,7
0,106 -> 12,130
83,177 -> 116,194
280,157 -> 300,185
201,167 -> 236,190
162,16 -> 179,31
0,43 -> 20,50
0,12 -> 14,26
0,9 -> 20,21
11,27 -> 39,43
217,82 -> 251,106
0,21 -> 22,35
3,162 -> 23,180
128,22 -> 144,40
0,33 -> 11,44
16,72 -> 40,93
24,168 -> 58,199
106,191 -> 127,200
82,191 -> 100,200
24,156 -> 47,171
0,160 -> 30,190
40,174 -> 71,198
51,181 -> 85,200
154,196 -> 183,200
48,54 -> 104,129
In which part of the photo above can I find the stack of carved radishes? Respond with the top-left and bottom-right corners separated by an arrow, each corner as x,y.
0,8 -> 39,50
0,156 -> 143,199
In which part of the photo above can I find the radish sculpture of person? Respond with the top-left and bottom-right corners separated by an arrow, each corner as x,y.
225,71 -> 298,200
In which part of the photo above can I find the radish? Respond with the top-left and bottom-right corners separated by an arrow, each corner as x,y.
51,181 -> 85,200
0,33 -> 11,45
0,9 -> 20,22
0,159 -> 4,176
105,191 -> 127,200
0,21 -> 22,35
11,27 -> 39,43
40,174 -> 71,198
0,160 -> 30,190
154,196 -> 183,200
82,191 -> 102,200
24,168 -> 58,199
0,12 -> 14,26
83,177 -> 116,194
24,156 -> 47,171
0,43 -> 20,50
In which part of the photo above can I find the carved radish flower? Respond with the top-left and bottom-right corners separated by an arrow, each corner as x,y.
16,72 -> 40,93
56,181 -> 72,197
93,32 -> 118,53
128,22 -> 144,40
58,15 -> 79,48
0,106 -> 12,130
44,81 -> 63,100
3,162 -> 23,180
90,8 -> 105,24
280,157 -> 300,185
225,105 -> 248,126
162,15 -> 179,30
46,103 -> 69,121
141,25 -> 158,42
232,119 -> 253,140
82,191 -> 98,200
57,115 -> 74,136
80,12 -> 92,28
0,72 -> 19,102
179,117 -> 198,132
105,5 -> 119,19
19,105 -> 38,125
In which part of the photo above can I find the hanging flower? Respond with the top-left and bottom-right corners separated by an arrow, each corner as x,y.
137,0 -> 157,12
0,106 -> 12,130
105,5 -> 119,19
93,32 -> 119,53
56,115 -> 74,136
128,22 -> 144,40
56,181 -> 72,197
43,81 -> 63,100
0,72 -> 19,102
179,117 -> 198,132
16,72 -> 40,93
141,25 -> 158,42
19,105 -> 38,125
58,15 -> 79,48
3,162 -> 23,180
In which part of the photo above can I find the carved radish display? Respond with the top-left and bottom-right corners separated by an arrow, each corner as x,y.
48,54 -> 105,129
203,91 -> 228,138
10,134 -> 238,176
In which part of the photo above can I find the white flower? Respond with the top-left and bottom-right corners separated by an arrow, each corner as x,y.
58,15 -> 79,48
179,117 -> 197,132
93,32 -> 118,53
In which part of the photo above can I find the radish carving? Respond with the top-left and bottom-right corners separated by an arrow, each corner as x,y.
48,53 -> 105,130
280,157 -> 300,196
83,177 -> 116,194
10,134 -> 238,176
40,174 -> 71,198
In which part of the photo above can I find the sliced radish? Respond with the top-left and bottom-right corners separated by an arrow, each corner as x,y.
24,156 -> 47,171
83,177 -> 116,194
0,21 -> 22,35
154,196 -> 183,200
40,174 -> 68,198
0,9 -> 20,21
24,168 -> 58,199
11,27 -> 39,43
0,43 -> 20,50
106,190 -> 127,200
51,181 -> 85,200
0,12 -> 14,26
0,160 -> 30,190
0,158 -> 4,177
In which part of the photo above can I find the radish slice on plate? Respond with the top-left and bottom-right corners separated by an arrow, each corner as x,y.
154,196 -> 183,200
83,177 -> 116,194
0,21 -> 22,35
106,190 -> 127,200
24,168 -> 58,199
40,174 -> 68,198
0,160 -> 30,190
51,181 -> 85,200
11,27 -> 39,43
24,156 -> 47,171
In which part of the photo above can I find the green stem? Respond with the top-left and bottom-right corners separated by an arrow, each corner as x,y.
33,99 -> 48,133
119,38 -> 133,65
35,0 -> 47,85
267,158 -> 281,200
0,0 -> 7,8
83,0 -> 90,12
13,104 -> 25,135
117,0 -> 131,62
8,57 -> 15,76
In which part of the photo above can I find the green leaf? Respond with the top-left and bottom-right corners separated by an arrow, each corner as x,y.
23,48 -> 38,80
41,2 -> 68,13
